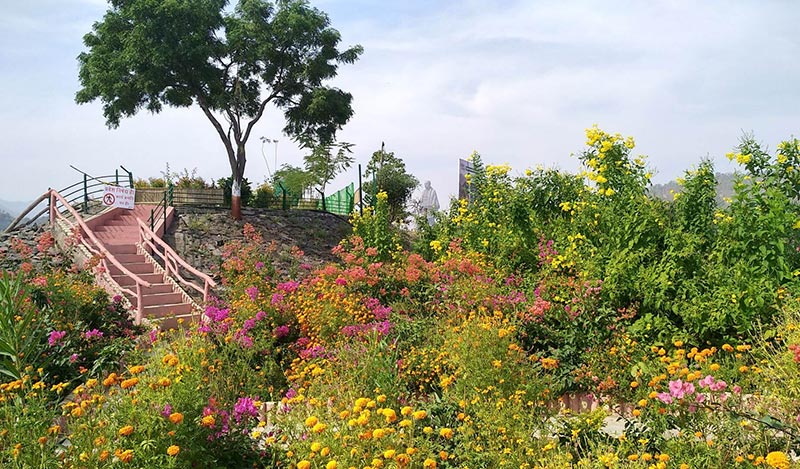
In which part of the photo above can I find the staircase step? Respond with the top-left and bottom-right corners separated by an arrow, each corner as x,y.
109,262 -> 155,275
126,291 -> 184,307
115,254 -> 146,263
105,244 -> 138,255
112,272 -> 164,287
96,226 -> 136,234
158,313 -> 198,330
107,220 -> 139,227
143,283 -> 175,295
144,302 -> 194,318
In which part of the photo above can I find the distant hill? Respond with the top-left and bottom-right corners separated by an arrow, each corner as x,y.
0,199 -> 33,218
0,210 -> 13,231
649,172 -> 736,206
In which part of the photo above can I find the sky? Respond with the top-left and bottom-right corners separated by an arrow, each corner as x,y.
1,0 -> 799,206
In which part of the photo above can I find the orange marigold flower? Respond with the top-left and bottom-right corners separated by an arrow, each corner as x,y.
201,415 -> 215,427
102,373 -> 118,387
167,445 -> 180,456
129,365 -> 145,375
120,378 -> 139,389
169,413 -> 184,424
118,425 -> 134,437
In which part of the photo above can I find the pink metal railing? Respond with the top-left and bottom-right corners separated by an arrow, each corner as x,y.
136,218 -> 217,302
48,190 -> 152,323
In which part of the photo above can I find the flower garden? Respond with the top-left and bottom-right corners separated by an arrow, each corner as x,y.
4,127 -> 800,468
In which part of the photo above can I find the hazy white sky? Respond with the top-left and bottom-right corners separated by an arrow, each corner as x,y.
1,0 -> 799,204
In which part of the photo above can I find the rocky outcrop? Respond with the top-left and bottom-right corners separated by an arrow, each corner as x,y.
164,207 -> 352,279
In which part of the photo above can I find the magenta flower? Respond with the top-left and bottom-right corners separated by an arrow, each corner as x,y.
48,330 -> 67,347
656,392 -> 673,404
84,329 -> 104,340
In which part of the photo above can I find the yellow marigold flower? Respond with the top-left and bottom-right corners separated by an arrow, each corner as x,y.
312,422 -> 327,433
400,406 -> 413,416
399,419 -> 412,427
129,365 -> 145,375
383,409 -> 397,423
118,425 -> 134,437
115,448 -> 134,463
412,410 -> 427,420
320,447 -> 330,457
167,445 -> 180,456
304,416 -> 318,428
310,442 -> 322,453
326,461 -> 338,469
169,412 -> 184,424
423,458 -> 437,469
765,451 -> 790,469
439,428 -> 454,439
384,449 -> 396,459
201,415 -> 215,427
297,461 -> 311,469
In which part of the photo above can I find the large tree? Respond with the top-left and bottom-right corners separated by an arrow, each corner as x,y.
76,0 -> 362,219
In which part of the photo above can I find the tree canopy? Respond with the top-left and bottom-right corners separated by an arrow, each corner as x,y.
364,144 -> 418,222
76,0 -> 362,217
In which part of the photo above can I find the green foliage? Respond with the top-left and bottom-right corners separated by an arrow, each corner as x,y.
352,191 -> 399,261
303,140 -> 354,192
273,164 -> 314,200
217,176 -> 252,207
364,145 -> 419,222
250,182 -> 276,208
0,273 -> 44,381
77,0 -> 362,205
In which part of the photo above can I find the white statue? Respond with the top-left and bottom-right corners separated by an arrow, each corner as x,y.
420,180 -> 439,226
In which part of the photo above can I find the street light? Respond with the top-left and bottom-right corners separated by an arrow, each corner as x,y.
259,137 -> 280,179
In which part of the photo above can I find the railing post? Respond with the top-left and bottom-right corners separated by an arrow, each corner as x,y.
279,183 -> 287,210
168,185 -> 173,206
115,169 -> 119,186
49,191 -> 56,227
83,174 -> 89,212
150,209 -> 155,232
358,164 -> 363,216
135,283 -> 143,325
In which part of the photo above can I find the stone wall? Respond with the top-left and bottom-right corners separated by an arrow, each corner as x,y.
163,207 -> 352,280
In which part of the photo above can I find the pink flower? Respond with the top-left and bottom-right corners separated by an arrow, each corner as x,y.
656,392 -> 673,404
698,375 -> 715,389
669,380 -> 686,399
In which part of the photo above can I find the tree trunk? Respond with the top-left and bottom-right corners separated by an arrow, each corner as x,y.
231,176 -> 242,220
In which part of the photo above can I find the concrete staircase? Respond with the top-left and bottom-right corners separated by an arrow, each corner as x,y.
93,205 -> 196,328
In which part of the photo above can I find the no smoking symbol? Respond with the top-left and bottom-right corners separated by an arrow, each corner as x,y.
103,193 -> 116,206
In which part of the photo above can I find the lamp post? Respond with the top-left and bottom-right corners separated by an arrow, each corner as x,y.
259,137 -> 280,179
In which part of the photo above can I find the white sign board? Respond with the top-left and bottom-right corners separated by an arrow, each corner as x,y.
102,185 -> 136,210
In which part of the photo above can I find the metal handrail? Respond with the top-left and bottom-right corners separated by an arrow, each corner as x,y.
48,189 -> 152,323
136,217 -> 216,302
